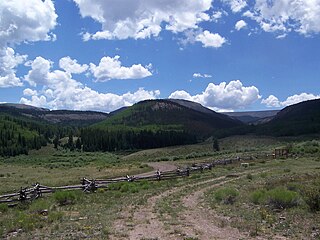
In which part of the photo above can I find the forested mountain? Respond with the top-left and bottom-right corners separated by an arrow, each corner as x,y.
0,104 -> 107,156
256,99 -> 320,136
81,99 -> 243,151
0,103 -> 108,125
0,114 -> 71,157
2,99 -> 319,156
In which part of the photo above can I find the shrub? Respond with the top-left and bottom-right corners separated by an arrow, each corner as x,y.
303,186 -> 320,212
214,187 -> 239,205
53,191 -> 78,206
251,187 -> 299,209
267,188 -> 299,209
251,189 -> 267,204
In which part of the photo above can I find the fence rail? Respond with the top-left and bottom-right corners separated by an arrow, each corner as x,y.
0,154 -> 267,205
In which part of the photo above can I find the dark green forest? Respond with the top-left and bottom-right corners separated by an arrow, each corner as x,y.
81,128 -> 197,152
0,114 -> 74,157
1,99 -> 320,157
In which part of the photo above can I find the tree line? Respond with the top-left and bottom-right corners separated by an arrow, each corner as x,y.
0,115 -> 76,157
80,128 -> 197,152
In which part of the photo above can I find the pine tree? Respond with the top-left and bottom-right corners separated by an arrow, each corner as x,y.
213,138 -> 220,151
75,138 -> 82,151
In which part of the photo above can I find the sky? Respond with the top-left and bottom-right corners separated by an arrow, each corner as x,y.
0,0 -> 319,113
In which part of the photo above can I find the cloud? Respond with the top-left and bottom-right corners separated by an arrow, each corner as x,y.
21,56 -> 160,112
235,20 -> 247,31
223,0 -> 247,13
261,95 -> 281,107
169,80 -> 261,111
195,30 -> 226,48
244,0 -> 320,35
193,73 -> 212,78
0,0 -> 57,88
262,93 -> 320,108
24,56 -> 52,87
73,0 -> 213,40
0,47 -> 27,88
0,0 -> 57,47
89,56 -> 152,82
23,88 -> 38,96
59,57 -> 88,74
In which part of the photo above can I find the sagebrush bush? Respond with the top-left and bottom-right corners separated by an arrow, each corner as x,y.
53,191 -> 78,206
214,187 -> 239,205
251,187 -> 299,209
303,186 -> 320,212
267,187 -> 299,209
250,189 -> 267,204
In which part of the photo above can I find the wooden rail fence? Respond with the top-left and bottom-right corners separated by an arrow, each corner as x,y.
0,154 -> 268,205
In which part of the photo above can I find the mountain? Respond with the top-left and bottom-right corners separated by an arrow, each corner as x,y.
224,110 -> 279,124
93,99 -> 242,136
81,99 -> 243,151
0,103 -> 108,126
0,103 -> 108,156
257,99 -> 320,136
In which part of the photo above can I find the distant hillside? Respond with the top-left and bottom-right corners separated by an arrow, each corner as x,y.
93,99 -> 242,136
0,103 -> 108,126
257,99 -> 320,136
0,103 -> 108,156
224,110 -> 279,124
81,99 -> 243,151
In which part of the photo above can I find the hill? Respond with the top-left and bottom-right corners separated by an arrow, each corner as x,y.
0,103 -> 109,156
0,103 -> 108,126
81,99 -> 243,151
224,110 -> 279,124
257,99 -> 320,136
93,99 -> 242,135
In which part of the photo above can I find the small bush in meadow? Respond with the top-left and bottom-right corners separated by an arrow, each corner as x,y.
214,187 -> 239,205
303,186 -> 320,212
267,187 -> 299,209
53,191 -> 78,206
250,189 -> 267,204
251,187 -> 299,209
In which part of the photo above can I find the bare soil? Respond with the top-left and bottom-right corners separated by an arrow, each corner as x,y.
109,163 -> 262,240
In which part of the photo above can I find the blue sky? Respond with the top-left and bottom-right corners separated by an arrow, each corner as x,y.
0,0 -> 319,112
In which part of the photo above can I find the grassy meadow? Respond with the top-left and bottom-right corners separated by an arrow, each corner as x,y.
0,135 -> 319,239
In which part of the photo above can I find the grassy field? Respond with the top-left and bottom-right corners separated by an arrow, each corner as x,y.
0,136 -> 319,239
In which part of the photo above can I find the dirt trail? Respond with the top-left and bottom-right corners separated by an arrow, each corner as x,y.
110,163 -> 266,240
178,178 -> 246,239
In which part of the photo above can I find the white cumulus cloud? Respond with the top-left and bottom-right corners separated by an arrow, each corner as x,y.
23,88 -> 38,97
0,0 -> 57,47
0,0 -> 57,88
235,20 -> 247,31
169,80 -> 261,111
244,0 -> 320,35
261,95 -> 281,107
0,47 -> 27,88
21,56 -> 160,112
223,0 -> 247,13
195,30 -> 226,48
262,93 -> 320,108
59,57 -> 88,74
73,0 -> 213,40
90,56 -> 152,82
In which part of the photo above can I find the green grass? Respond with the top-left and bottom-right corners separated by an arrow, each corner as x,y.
0,136 -> 320,239
203,153 -> 320,238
